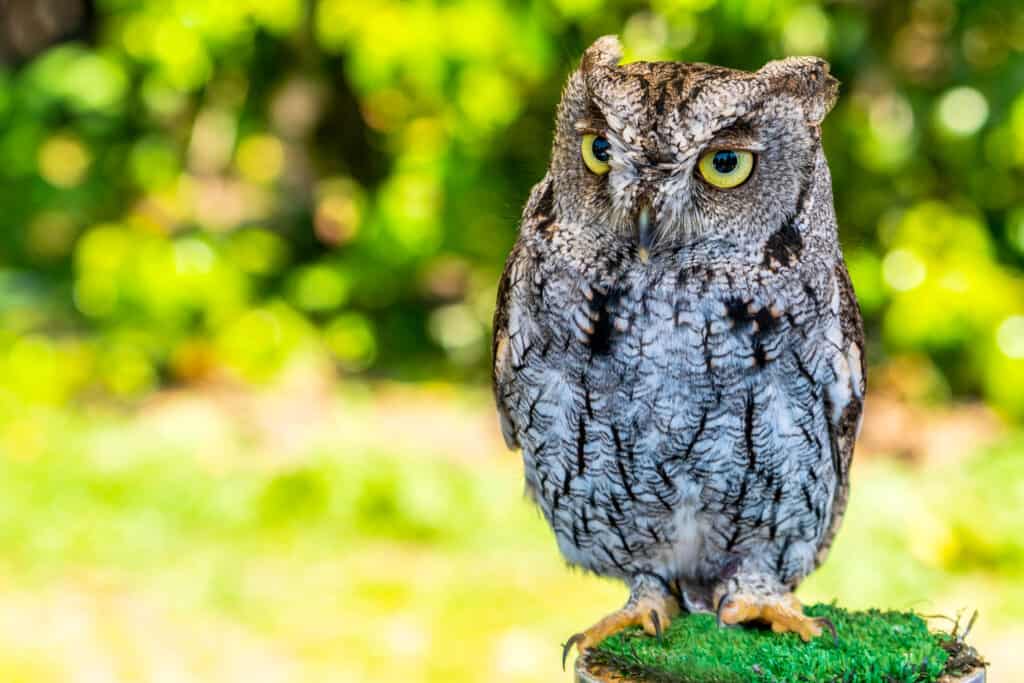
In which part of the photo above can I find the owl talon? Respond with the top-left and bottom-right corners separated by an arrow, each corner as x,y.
560,592 -> 679,668
562,633 -> 585,671
649,609 -> 662,641
815,617 -> 839,646
717,590 -> 826,643
716,592 -> 734,629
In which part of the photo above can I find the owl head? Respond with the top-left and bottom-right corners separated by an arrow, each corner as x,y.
548,35 -> 839,264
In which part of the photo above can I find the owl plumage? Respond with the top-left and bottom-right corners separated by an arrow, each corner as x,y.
492,36 -> 866,658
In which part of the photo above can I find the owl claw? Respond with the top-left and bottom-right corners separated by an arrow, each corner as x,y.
560,593 -> 679,669
716,589 -> 828,643
716,592 -> 734,629
815,617 -> 839,646
562,633 -> 585,671
649,609 -> 662,641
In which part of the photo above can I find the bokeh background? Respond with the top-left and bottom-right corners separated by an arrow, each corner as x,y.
0,0 -> 1022,680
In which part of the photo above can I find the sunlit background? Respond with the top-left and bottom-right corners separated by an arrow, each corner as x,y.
0,0 -> 1022,680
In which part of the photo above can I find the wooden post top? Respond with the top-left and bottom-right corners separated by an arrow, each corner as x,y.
574,651 -> 987,683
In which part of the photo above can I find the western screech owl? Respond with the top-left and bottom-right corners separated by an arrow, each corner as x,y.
492,36 -> 865,659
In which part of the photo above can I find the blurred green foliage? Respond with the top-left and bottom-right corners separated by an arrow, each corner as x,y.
2,0 -> 1024,414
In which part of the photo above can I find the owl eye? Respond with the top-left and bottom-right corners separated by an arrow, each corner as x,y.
698,149 -> 755,189
581,134 -> 611,175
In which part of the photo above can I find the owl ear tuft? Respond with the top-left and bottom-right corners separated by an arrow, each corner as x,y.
554,36 -> 623,145
581,35 -> 623,72
759,57 -> 839,125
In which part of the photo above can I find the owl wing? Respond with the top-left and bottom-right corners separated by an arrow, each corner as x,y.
815,261 -> 866,567
492,176 -> 555,449
492,241 -> 527,449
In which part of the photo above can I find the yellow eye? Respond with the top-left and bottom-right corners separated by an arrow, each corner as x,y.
581,134 -> 611,175
697,149 -> 755,188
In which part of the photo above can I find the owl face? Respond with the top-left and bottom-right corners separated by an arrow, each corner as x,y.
549,36 -> 838,262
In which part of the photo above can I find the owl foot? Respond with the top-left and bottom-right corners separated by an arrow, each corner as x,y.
561,593 -> 679,670
716,591 -> 837,645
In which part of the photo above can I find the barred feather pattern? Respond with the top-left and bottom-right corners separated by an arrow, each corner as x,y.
492,37 -> 865,605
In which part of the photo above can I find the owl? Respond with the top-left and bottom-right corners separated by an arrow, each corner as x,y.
492,36 -> 865,663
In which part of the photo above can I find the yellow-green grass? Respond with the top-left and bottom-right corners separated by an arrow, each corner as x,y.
0,398 -> 1019,681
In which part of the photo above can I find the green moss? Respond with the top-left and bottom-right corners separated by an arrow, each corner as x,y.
590,604 -> 954,683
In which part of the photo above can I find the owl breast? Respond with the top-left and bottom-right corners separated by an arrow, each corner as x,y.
506,243 -> 847,590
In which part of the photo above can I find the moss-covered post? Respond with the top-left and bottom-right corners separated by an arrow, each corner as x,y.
571,606 -> 986,683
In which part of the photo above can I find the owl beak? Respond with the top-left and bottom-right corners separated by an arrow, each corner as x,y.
635,205 -> 653,263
